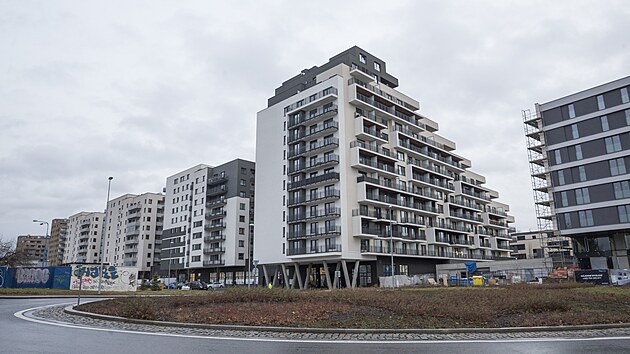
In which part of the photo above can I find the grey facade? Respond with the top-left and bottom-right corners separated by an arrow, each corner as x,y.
524,76 -> 630,270
160,159 -> 255,284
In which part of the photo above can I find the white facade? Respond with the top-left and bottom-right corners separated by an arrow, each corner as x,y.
103,192 -> 164,276
255,48 -> 514,287
63,211 -> 105,264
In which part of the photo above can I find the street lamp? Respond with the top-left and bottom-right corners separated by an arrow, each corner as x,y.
98,176 -> 113,294
32,220 -> 50,267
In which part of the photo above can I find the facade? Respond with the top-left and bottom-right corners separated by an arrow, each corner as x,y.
15,235 -> 46,266
62,211 -> 105,264
510,230 -> 573,262
524,76 -> 630,270
103,192 -> 165,279
160,159 -> 255,284
255,46 -> 514,289
48,218 -> 68,267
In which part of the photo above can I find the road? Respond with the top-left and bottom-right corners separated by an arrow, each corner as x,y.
3,297 -> 630,353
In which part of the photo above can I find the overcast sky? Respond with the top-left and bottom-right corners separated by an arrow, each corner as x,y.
1,1 -> 629,243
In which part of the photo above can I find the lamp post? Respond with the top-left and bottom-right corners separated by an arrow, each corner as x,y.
98,176 -> 113,295
32,220 -> 50,267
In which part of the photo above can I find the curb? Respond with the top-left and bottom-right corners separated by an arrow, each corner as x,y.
0,294 -> 172,299
64,301 -> 630,334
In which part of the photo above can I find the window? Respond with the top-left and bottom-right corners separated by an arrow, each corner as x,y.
575,144 -> 583,160
240,179 -> 246,186
568,104 -> 576,118
597,95 -> 605,110
359,53 -> 366,64
238,240 -> 245,247
575,188 -> 590,205
554,150 -> 562,164
192,255 -> 201,262
238,253 -> 244,260
192,244 -> 201,250
622,88 -> 629,104
374,61 -> 381,71
193,221 -> 202,228
605,135 -> 622,153
239,191 -> 246,198
564,213 -> 572,229
614,181 -> 630,199
240,203 -> 246,210
239,228 -> 245,235
192,232 -> 202,239
578,210 -> 594,227
557,170 -> 565,185
578,166 -> 587,182
619,205 -> 630,223
560,191 -> 568,207
571,124 -> 579,139
601,116 -> 609,131
397,165 -> 405,176
239,215 -> 245,222
610,158 -> 627,176
626,109 -> 630,126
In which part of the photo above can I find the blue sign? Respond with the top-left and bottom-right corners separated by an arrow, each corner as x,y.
0,267 -> 13,288
13,267 -> 55,288
53,267 -> 72,289
464,262 -> 477,273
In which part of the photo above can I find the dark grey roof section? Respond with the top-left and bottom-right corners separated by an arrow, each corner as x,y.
267,46 -> 399,107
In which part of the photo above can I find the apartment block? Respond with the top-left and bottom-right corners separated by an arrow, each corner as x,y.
510,230 -> 573,261
103,193 -> 165,279
62,211 -> 104,264
524,76 -> 630,270
15,235 -> 46,266
48,218 -> 68,267
255,46 -> 514,288
160,159 -> 255,284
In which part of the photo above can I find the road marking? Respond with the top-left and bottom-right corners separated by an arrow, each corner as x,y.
14,304 -> 630,345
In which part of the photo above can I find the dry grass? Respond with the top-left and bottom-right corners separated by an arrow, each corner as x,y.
76,283 -> 630,329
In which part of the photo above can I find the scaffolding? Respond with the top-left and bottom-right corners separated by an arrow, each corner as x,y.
522,108 -> 573,269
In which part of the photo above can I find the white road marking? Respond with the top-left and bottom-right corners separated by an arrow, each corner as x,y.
14,303 -> 630,345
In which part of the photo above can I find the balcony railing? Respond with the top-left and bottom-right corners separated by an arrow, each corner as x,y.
204,234 -> 226,242
288,137 -> 339,158
411,173 -> 454,190
288,121 -> 339,143
203,260 -> 225,266
362,126 -> 388,141
204,223 -> 226,231
365,193 -> 439,214
449,197 -> 483,211
287,226 -> 342,240
355,91 -> 424,129
358,157 -> 396,174
407,157 -> 454,178
288,189 -> 340,206
288,154 -> 339,174
287,172 -> 340,190
288,208 -> 341,223
287,244 -> 342,256
462,189 -> 491,201
288,103 -> 338,128
285,86 -> 338,114
398,140 -> 462,169
433,222 -> 473,233
357,175 -> 442,200
351,141 -> 397,159
449,211 -> 483,223
203,247 -> 225,254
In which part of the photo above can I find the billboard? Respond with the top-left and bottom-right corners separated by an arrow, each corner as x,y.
14,267 -> 54,288
70,265 -> 138,292
575,269 -> 610,285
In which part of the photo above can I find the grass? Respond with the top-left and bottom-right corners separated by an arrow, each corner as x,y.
75,283 -> 630,329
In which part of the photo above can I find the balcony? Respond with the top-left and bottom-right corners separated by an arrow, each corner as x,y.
125,237 -> 139,246
206,186 -> 228,197
204,234 -> 226,242
203,259 -> 225,266
206,198 -> 227,208
287,172 -> 339,190
287,103 -> 338,128
203,247 -> 225,254
359,226 -> 426,241
462,189 -> 492,201
205,211 -> 226,220
287,244 -> 342,256
204,223 -> 226,231
287,137 -> 339,158
285,86 -> 338,116
126,227 -> 140,236
449,197 -> 483,211
354,90 -> 424,130
351,141 -> 397,161
287,226 -> 342,240
433,222 -> 472,233
488,220 -> 508,228
407,157 -> 455,179
357,175 -> 442,201
129,204 -> 142,212
287,189 -> 340,206
448,238 -> 475,246
364,193 -> 439,214
287,208 -> 341,223
207,175 -> 228,186
449,211 -> 483,223
398,140 -> 462,169
288,154 -> 339,174
359,126 -> 389,142
411,173 -> 454,191
288,121 -> 339,143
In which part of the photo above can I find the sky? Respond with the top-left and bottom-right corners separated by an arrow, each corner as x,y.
1,1 -> 629,243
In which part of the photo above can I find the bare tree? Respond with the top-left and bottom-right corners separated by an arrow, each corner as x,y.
0,237 -> 33,267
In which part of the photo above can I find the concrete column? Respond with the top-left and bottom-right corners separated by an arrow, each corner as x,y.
322,261 -> 332,290
262,264 -> 270,286
281,264 -> 290,289
294,263 -> 303,289
351,261 -> 360,288
341,260 -> 351,288
306,263 -> 313,289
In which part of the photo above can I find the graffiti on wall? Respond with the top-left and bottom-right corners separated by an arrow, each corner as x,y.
70,265 -> 137,292
16,268 -> 50,285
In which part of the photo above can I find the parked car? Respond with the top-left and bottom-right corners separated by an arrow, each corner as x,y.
207,281 -> 225,290
180,283 -> 191,291
189,281 -> 207,290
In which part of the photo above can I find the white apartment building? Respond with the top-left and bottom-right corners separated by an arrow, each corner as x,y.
63,211 -> 104,264
103,192 -> 165,279
161,159 -> 255,284
255,47 -> 514,288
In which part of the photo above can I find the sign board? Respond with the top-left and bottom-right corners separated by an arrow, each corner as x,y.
70,265 -> 138,292
575,269 -> 610,285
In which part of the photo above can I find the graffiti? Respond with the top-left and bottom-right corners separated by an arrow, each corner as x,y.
70,265 -> 137,292
16,268 -> 50,284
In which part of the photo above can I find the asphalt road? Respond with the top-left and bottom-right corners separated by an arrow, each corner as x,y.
3,297 -> 630,354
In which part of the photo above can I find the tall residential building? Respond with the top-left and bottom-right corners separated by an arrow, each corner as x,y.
510,230 -> 573,261
160,159 -> 255,284
524,76 -> 630,270
48,218 -> 68,267
103,192 -> 165,279
62,211 -> 105,264
16,235 -> 46,266
255,46 -> 514,288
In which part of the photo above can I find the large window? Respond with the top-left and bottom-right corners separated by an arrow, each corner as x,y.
571,124 -> 579,139
614,181 -> 630,199
555,150 -> 562,164
605,135 -> 622,153
578,166 -> 587,182
597,94 -> 606,110
560,191 -> 569,207
619,205 -> 630,223
558,170 -> 565,185
564,213 -> 572,229
575,144 -> 583,160
578,210 -> 594,227
601,116 -> 609,131
575,188 -> 590,205
568,103 -> 576,118
622,88 -> 629,104
610,158 -> 627,176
